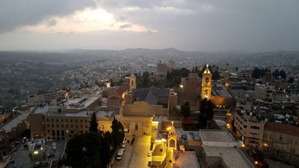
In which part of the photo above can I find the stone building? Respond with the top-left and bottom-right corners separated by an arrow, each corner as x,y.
29,95 -> 114,140
120,86 -> 177,137
177,73 -> 201,110
234,109 -> 266,149
263,123 -> 299,166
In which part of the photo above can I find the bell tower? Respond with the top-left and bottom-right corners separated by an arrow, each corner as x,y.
201,64 -> 212,100
129,73 -> 136,91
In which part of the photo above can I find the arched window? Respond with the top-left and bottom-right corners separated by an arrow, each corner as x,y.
169,139 -> 175,147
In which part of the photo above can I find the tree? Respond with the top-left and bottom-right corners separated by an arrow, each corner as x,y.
198,98 -> 215,129
64,132 -> 109,168
181,102 -> 191,118
111,118 -> 125,148
110,79 -> 114,87
212,69 -> 220,80
89,112 -> 98,133
279,69 -> 286,80
143,71 -> 150,86
288,77 -> 294,83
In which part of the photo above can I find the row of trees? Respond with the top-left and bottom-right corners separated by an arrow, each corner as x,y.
63,113 -> 124,168
251,67 -> 290,81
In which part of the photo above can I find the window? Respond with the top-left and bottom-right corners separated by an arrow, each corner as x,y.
250,126 -> 260,130
205,77 -> 209,85
280,135 -> 282,141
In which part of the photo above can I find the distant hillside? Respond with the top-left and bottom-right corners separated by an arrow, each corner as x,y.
0,49 -> 298,67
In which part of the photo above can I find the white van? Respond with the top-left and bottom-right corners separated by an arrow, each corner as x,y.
116,148 -> 124,160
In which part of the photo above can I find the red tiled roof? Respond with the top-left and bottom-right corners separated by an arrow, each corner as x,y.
265,122 -> 299,137
115,84 -> 129,96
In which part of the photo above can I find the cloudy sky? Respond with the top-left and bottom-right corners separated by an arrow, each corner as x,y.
0,0 -> 298,51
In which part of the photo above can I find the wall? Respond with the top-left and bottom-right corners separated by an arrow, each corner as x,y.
122,101 -> 168,116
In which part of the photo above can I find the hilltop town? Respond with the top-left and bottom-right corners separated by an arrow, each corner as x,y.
0,49 -> 299,168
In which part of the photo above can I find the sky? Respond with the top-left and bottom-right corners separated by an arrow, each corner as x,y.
0,0 -> 298,52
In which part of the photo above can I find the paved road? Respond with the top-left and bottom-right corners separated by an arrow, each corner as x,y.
112,136 -> 151,168
112,137 -> 136,168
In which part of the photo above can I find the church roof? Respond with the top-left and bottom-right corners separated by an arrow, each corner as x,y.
132,86 -> 170,105
114,84 -> 129,96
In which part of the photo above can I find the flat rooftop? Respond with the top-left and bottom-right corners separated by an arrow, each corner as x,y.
46,110 -> 114,118
214,84 -> 232,97
33,104 -> 49,114
2,112 -> 30,132
47,110 -> 93,117
175,151 -> 200,168
66,96 -> 100,109
203,146 -> 252,168
200,130 -> 235,142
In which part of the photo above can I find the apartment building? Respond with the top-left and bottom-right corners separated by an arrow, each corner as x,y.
234,109 -> 265,149
29,95 -> 114,140
263,123 -> 299,166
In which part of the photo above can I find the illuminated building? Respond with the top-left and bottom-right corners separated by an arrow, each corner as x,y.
201,64 -> 212,100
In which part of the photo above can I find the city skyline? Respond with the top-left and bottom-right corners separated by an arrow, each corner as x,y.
0,0 -> 299,52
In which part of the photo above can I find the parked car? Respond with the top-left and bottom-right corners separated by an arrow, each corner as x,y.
47,153 -> 55,158
147,151 -> 152,157
33,161 -> 48,168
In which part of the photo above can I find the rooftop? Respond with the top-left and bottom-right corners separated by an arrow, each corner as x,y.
203,146 -> 252,168
33,104 -> 49,114
131,86 -> 170,105
66,95 -> 100,109
45,110 -> 113,118
46,110 -> 93,117
214,84 -> 232,97
265,122 -> 299,137
175,151 -> 200,168
200,130 -> 235,142
2,112 -> 30,132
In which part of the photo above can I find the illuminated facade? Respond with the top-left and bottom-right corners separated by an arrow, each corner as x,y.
129,73 -> 136,91
201,64 -> 212,100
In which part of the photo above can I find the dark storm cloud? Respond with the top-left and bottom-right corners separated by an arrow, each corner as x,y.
119,24 -> 132,30
0,0 -> 95,32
